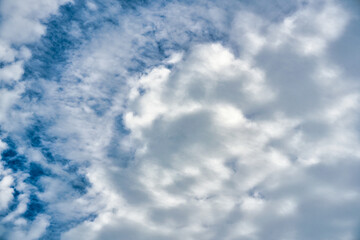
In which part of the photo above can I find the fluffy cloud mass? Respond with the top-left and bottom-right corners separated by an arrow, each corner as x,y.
0,0 -> 360,239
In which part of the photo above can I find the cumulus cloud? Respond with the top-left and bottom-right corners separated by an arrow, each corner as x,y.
59,1 -> 360,239
1,0 -> 360,239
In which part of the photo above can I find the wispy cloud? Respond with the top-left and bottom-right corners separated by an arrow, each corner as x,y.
0,0 -> 360,239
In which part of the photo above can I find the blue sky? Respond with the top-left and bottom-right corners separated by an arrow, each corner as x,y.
0,0 -> 360,239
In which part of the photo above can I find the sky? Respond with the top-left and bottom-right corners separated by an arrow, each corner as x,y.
0,0 -> 360,239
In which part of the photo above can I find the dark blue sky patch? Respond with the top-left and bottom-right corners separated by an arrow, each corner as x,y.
60,163 -> 92,194
41,148 -> 57,164
1,148 -> 17,159
0,73 -> 19,90
25,162 -> 51,188
40,212 -> 98,240
22,0 -> 91,81
26,123 -> 44,148
44,151 -> 70,166
1,136 -> 16,150
21,88 -> 43,103
114,114 -> 130,135
22,194 -> 47,221
119,0 -> 149,9
40,222 -> 70,240
24,22 -> 77,80
70,175 -> 91,195
138,87 -> 146,96
1,150 -> 27,172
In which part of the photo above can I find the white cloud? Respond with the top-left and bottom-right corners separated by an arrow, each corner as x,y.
0,0 -> 72,44
58,1 -> 360,239
7,214 -> 50,240
1,0 -> 359,239
0,61 -> 24,83
0,175 -> 14,211
0,41 -> 16,63
0,0 -> 74,239
0,0 -> 72,130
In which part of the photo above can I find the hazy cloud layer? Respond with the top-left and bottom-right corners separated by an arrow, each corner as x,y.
0,0 -> 360,239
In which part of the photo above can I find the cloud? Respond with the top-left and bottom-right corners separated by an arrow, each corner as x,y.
1,0 -> 360,239
0,0 -> 72,44
0,0 -> 74,239
7,214 -> 50,240
59,1 -> 360,239
0,175 -> 14,211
